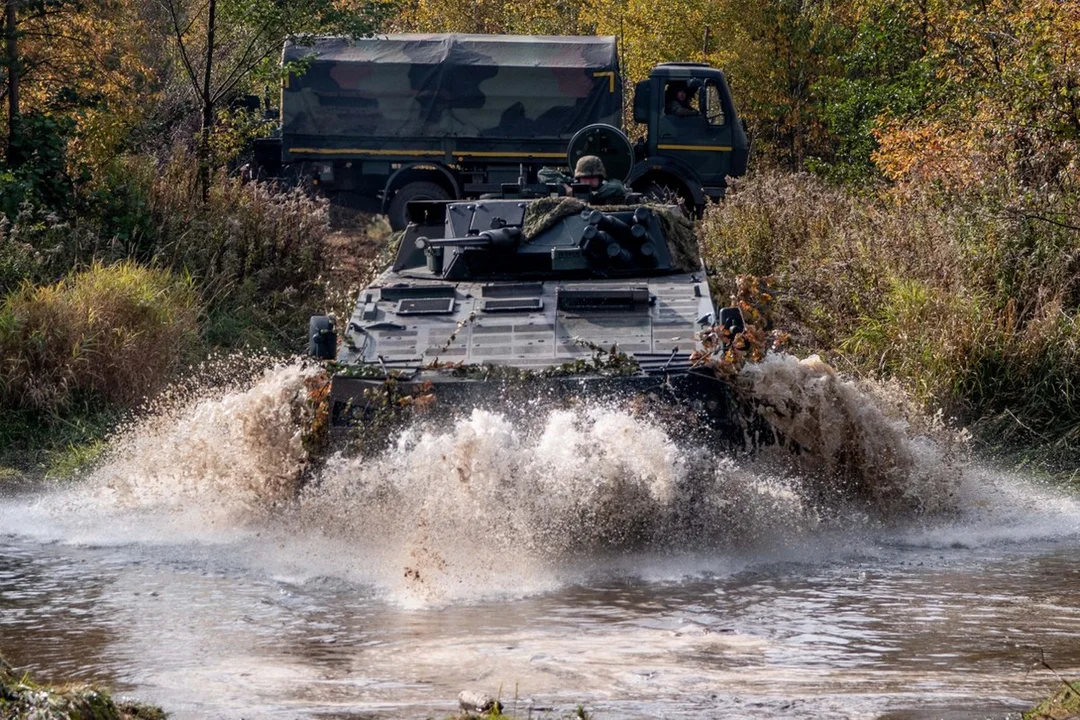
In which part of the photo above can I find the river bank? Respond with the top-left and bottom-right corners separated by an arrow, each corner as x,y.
6,168 -> 1080,486
1,653 -> 164,719
1025,681 -> 1080,720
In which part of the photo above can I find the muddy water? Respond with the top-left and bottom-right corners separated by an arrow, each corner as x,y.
2,360 -> 1080,719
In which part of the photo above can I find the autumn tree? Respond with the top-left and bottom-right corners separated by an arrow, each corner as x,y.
872,0 -> 1080,191
391,0 -> 587,35
160,0 -> 390,196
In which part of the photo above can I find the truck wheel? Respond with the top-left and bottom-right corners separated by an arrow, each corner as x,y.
388,181 -> 452,230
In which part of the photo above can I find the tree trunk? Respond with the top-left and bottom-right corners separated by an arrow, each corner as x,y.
6,0 -> 18,167
197,0 -> 216,199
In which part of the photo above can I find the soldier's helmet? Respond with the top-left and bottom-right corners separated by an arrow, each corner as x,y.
574,155 -> 607,180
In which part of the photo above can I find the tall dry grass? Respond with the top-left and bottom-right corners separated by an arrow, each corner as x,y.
0,152 -> 357,472
700,171 -> 1080,462
1,151 -> 333,350
0,261 -> 200,416
89,153 -> 333,348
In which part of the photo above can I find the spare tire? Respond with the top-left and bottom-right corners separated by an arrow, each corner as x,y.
567,124 -> 635,183
388,181 -> 452,230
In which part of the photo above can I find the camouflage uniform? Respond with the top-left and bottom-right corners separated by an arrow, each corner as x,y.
572,155 -> 627,204
665,82 -> 698,117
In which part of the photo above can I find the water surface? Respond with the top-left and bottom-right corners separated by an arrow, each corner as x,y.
2,361 -> 1078,718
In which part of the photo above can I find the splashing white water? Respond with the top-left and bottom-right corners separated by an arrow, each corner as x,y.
85,363 -> 314,521
9,352 -> 1079,605
738,353 -> 964,516
297,405 -> 828,603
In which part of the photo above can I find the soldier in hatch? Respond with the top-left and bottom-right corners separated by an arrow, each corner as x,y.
572,155 -> 627,204
537,155 -> 627,204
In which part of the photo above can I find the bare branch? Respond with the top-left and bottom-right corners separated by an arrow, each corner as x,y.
180,0 -> 212,37
210,21 -> 276,104
1004,207 -> 1080,233
160,0 -> 203,99
1039,649 -> 1080,699
212,43 -> 277,103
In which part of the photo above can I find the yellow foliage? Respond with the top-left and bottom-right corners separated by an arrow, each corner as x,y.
391,0 -> 732,84
7,0 -> 1079,189
390,0 -> 589,35
872,120 -> 984,188
872,0 -> 1080,188
581,0 -> 734,82
18,0 -> 160,166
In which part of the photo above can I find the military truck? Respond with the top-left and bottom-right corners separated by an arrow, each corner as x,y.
258,33 -> 749,230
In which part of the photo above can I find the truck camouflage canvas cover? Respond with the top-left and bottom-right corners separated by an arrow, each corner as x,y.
282,34 -> 622,158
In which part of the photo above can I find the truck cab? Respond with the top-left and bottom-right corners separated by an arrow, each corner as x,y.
629,64 -> 750,207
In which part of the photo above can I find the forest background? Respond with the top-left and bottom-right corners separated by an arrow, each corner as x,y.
0,0 -> 1077,476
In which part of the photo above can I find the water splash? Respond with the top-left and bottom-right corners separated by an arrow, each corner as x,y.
298,406 -> 825,603
86,363 -> 315,520
13,352 -> 1076,604
288,353 -> 971,602
738,353 -> 964,516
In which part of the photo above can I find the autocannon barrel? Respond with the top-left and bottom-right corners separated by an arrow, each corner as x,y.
415,227 -> 522,250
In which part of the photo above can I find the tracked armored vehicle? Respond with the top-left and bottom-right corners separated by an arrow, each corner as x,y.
309,127 -> 747,444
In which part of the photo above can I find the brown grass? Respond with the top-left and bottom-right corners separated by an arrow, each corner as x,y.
132,153 -> 332,348
699,170 -> 1080,464
0,261 -> 200,415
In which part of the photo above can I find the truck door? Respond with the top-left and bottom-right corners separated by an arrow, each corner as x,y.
655,78 -> 734,184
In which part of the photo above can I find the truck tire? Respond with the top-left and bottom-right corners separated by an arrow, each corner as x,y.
388,181 -> 452,230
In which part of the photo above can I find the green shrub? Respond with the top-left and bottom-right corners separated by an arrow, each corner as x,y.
0,261 -> 201,416
842,279 -> 995,411
0,149 -> 333,352
0,113 -> 77,219
698,171 -> 950,349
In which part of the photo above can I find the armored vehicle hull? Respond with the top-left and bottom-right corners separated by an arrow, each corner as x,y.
311,196 -> 746,445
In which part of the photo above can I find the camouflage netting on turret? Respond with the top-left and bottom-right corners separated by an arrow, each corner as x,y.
522,197 -> 589,240
652,205 -> 702,272
522,199 -> 702,272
